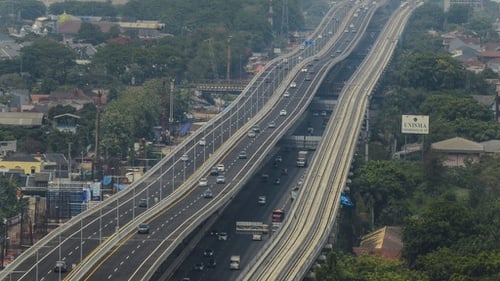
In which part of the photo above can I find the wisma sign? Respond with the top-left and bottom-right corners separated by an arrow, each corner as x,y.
401,115 -> 429,134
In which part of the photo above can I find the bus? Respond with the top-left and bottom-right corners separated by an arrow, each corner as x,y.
272,209 -> 285,223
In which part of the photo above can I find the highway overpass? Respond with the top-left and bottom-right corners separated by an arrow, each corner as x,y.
0,1 -> 384,280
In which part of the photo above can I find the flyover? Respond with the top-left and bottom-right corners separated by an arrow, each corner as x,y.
239,2 -> 418,280
0,1 -> 376,281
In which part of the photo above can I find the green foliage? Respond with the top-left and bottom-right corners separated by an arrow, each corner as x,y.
409,3 -> 445,32
402,201 -> 477,266
49,1 -> 118,17
100,79 -> 190,159
76,22 -> 107,45
315,252 -> 429,281
416,248 -> 500,281
0,0 -> 46,21
352,160 -> 423,226
20,39 -> 76,91
0,176 -> 24,219
446,5 -> 472,25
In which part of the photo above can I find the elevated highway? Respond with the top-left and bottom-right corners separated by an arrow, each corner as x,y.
0,1 -> 381,280
239,2 -> 418,280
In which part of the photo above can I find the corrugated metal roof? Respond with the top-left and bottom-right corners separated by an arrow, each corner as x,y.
431,137 -> 484,153
0,112 -> 44,126
359,226 -> 403,250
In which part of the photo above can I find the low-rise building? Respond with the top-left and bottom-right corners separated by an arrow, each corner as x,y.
430,137 -> 484,167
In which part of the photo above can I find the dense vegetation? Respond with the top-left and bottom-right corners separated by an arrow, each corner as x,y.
317,2 -> 500,280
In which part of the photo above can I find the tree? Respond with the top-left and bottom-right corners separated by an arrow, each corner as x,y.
0,176 -> 25,219
352,160 -> 423,226
315,252 -> 429,281
446,5 -> 471,25
76,22 -> 106,45
402,201 -> 477,266
20,39 -> 75,91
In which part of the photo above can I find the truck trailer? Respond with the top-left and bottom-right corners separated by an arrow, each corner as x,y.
296,150 -> 308,167
230,255 -> 241,270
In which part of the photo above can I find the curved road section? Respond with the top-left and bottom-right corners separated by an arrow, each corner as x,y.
239,2 -> 419,281
66,3 -> 370,281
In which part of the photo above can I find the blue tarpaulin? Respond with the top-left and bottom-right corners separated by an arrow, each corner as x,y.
179,122 -> 191,136
114,183 -> 126,191
341,193 -> 354,207
102,176 -> 112,185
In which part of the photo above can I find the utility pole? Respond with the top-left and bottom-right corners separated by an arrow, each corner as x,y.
161,80 -> 167,141
169,79 -> 175,142
226,36 -> 232,81
67,142 -> 72,179
93,91 -> 102,180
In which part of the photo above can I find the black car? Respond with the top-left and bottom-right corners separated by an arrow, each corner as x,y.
138,223 -> 150,234
138,198 -> 148,208
207,258 -> 217,268
203,249 -> 215,257
54,260 -> 68,273
210,167 -> 219,176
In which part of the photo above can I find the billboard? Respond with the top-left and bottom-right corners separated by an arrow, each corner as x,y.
401,115 -> 429,134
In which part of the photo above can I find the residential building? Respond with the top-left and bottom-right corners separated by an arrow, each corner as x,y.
0,153 -> 43,174
430,137 -> 484,167
443,0 -> 484,12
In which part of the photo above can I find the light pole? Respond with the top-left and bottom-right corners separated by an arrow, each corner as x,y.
58,233 -> 61,281
183,161 -> 186,182
80,215 -> 83,262
132,186 -> 136,219
160,165 -> 163,200
99,207 -> 102,243
116,198 -> 119,234
171,156 -> 175,193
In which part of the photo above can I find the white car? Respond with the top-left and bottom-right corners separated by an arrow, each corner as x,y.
268,121 -> 276,128
181,154 -> 189,161
218,232 -> 228,241
283,91 -> 290,97
279,109 -> 287,116
290,81 -> 297,88
216,175 -> 226,184
258,196 -> 266,205
216,163 -> 225,172
203,188 -> 213,198
198,137 -> 206,146
199,178 -> 208,187
248,131 -> 256,138
301,68 -> 308,72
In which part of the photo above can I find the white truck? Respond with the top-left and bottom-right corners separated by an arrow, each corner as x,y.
296,150 -> 308,167
230,255 -> 241,270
